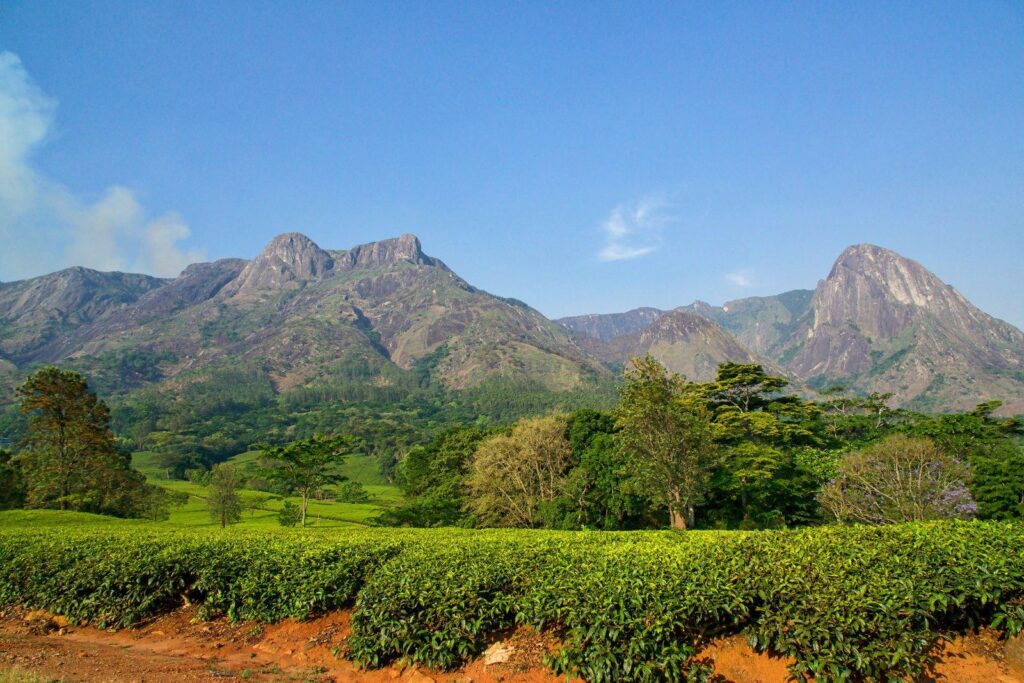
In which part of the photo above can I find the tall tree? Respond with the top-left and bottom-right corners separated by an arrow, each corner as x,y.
258,433 -> 357,527
15,366 -> 160,515
207,463 -> 242,528
466,414 -> 575,527
615,356 -> 719,529
699,363 -> 819,527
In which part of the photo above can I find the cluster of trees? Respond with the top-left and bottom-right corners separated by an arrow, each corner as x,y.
383,358 -> 1023,530
0,367 -> 177,519
3,358 -> 1020,533
202,433 -> 360,528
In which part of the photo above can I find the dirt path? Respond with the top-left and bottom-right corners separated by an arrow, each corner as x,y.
1,608 -> 1022,683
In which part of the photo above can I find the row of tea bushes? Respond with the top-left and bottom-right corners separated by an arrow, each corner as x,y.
1,513 -> 1022,681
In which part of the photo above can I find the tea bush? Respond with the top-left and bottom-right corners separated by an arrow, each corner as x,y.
1,512 -> 1022,682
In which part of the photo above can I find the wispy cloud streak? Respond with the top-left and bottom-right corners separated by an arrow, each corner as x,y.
597,195 -> 675,262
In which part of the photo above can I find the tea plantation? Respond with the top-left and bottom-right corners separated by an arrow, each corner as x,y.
1,511 -> 1022,682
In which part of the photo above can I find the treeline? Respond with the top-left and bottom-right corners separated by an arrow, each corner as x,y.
381,358 -> 1024,530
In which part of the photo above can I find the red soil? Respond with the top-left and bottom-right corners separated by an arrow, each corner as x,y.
1,607 -> 1021,682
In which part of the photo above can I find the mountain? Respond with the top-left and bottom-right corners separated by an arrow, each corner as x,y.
560,244 -> 1024,413
558,307 -> 664,343
676,290 -> 814,358
2,237 -> 1021,419
574,308 -> 770,381
774,244 -> 1024,411
0,233 -> 610,410
0,267 -> 166,363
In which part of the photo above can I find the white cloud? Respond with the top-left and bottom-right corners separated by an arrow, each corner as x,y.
597,195 -> 675,262
726,269 -> 754,287
0,51 -> 205,282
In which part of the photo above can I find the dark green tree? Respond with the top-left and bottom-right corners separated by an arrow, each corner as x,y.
379,425 -> 497,527
278,500 -> 301,527
0,449 -> 25,510
15,367 -> 165,517
699,363 -> 819,527
207,463 -> 242,527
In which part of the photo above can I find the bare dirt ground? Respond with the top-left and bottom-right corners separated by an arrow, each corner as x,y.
1,607 -> 1022,683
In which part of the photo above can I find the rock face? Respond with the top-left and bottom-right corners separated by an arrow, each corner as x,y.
575,309 -> 770,381
558,307 -> 664,343
560,243 -> 1024,412
0,267 -> 165,363
777,244 -> 1024,411
224,232 -> 336,294
334,233 -> 436,270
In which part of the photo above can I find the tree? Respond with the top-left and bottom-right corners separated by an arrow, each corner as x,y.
614,356 -> 719,529
278,500 -> 301,527
906,401 -> 1024,519
15,367 -> 164,517
819,434 -> 976,524
466,414 -> 575,527
0,449 -> 25,510
699,363 -> 819,527
258,433 -> 357,527
380,426 -> 495,527
207,463 -> 242,527
337,480 -> 370,503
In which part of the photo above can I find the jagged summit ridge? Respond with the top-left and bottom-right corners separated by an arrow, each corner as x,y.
558,307 -> 663,342
224,232 -> 437,295
335,233 -> 437,270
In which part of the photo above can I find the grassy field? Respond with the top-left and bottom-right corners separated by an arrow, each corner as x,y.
131,451 -> 402,528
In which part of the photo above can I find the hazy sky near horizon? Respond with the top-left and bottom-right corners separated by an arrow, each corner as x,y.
1,2 -> 1022,326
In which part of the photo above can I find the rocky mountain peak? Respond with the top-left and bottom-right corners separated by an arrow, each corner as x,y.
810,244 -> 967,340
826,243 -> 950,309
653,309 -> 720,337
337,233 -> 436,270
781,244 -> 1024,410
225,232 -> 335,294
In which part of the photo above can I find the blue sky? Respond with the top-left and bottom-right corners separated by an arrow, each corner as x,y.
1,2 -> 1021,326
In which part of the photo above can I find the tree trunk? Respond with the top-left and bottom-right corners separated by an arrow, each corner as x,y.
669,489 -> 688,530
300,491 -> 309,527
670,508 -> 687,529
687,504 -> 696,529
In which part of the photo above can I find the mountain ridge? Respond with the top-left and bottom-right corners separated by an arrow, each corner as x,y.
1,236 -> 1021,414
560,243 -> 1023,412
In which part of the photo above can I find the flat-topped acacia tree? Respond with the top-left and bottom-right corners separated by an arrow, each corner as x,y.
258,433 -> 359,527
